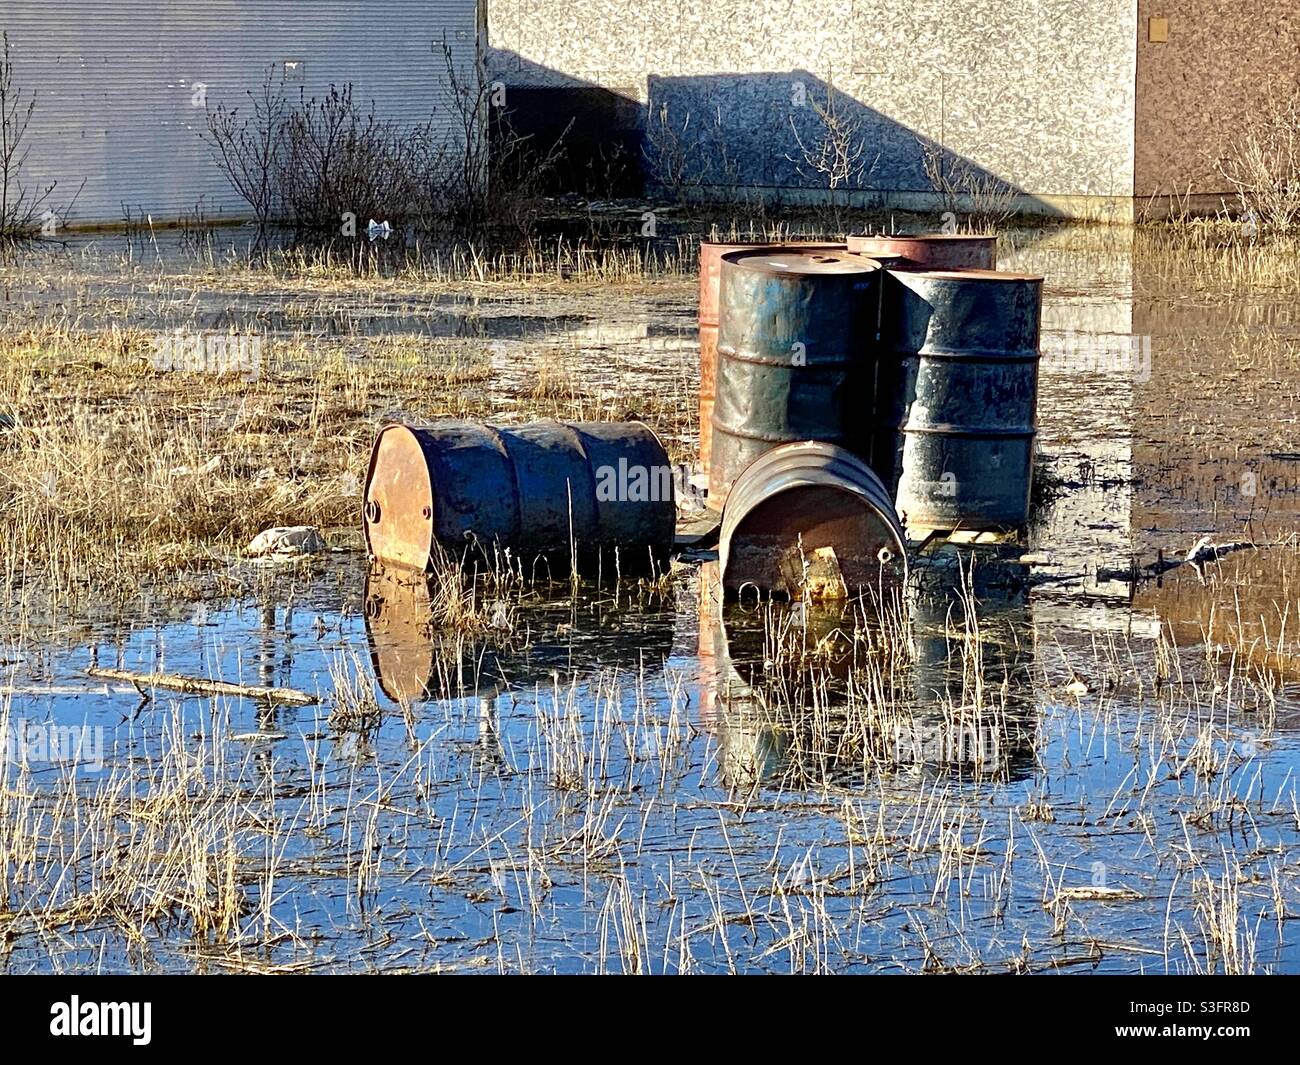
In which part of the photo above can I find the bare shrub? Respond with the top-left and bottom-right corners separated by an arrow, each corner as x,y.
644,102 -> 704,204
202,41 -> 563,255
0,31 -> 79,240
203,70 -> 288,237
641,99 -> 758,214
1215,83 -> 1300,230
787,82 -> 880,230
919,139 -> 1018,230
433,37 -> 566,239
280,83 -> 425,241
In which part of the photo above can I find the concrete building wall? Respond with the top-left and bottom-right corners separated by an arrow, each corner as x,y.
5,1 -> 480,226
1134,2 -> 1300,202
489,0 -> 1138,216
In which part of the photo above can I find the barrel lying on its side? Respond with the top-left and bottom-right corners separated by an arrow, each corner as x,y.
698,241 -> 845,476
719,440 -> 907,598
876,269 -> 1043,532
363,420 -> 676,577
846,233 -> 997,270
709,249 -> 880,511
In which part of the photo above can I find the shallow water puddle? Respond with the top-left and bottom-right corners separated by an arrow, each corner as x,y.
4,227 -> 1300,971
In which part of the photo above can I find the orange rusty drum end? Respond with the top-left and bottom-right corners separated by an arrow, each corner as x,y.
363,424 -> 435,571
718,441 -> 907,598
723,485 -> 905,597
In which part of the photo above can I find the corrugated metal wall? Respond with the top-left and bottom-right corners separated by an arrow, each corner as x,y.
4,1 -> 481,226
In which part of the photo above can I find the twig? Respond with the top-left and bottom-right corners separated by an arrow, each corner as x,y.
86,666 -> 316,706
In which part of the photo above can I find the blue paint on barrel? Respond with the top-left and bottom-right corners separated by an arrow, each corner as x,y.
709,250 -> 881,509
876,269 -> 1043,531
364,420 -> 675,577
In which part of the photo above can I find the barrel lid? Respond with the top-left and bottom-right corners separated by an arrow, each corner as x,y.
722,249 -> 878,275
363,423 -> 436,571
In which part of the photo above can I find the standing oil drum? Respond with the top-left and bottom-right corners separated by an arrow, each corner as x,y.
363,420 -> 676,578
719,440 -> 907,598
876,268 -> 1043,531
709,249 -> 880,510
846,233 -> 997,270
698,241 -> 844,477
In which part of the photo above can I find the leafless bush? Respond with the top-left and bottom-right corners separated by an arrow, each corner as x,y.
203,42 -> 563,255
920,139 -> 1018,230
431,36 -> 566,239
203,71 -> 288,235
644,102 -> 705,204
787,85 -> 875,192
1216,84 -> 1300,230
0,31 -> 76,241
787,83 -> 879,230
280,83 -> 425,240
641,100 -> 757,213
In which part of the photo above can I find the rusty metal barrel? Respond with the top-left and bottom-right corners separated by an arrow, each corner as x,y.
363,420 -> 676,577
719,440 -> 907,598
876,268 -> 1043,531
710,249 -> 880,510
698,241 -> 844,476
846,233 -> 997,270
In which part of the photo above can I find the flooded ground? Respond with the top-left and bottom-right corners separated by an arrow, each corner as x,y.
2,223 -> 1300,972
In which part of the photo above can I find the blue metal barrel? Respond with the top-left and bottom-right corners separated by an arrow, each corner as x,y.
363,420 -> 675,578
709,250 -> 880,509
876,268 -> 1043,531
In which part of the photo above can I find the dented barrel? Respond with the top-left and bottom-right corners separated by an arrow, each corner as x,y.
698,241 -> 844,476
719,440 -> 907,598
710,249 -> 880,510
363,420 -> 675,577
877,269 -> 1043,532
846,233 -> 997,270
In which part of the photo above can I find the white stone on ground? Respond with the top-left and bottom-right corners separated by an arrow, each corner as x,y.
245,526 -> 326,558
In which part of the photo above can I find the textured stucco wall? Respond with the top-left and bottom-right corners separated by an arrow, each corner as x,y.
1134,2 -> 1300,199
488,0 -> 1138,211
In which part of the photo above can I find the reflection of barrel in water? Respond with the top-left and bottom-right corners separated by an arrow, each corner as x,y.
698,580 -> 882,791
905,579 -> 1038,780
697,552 -> 1040,787
363,567 -> 677,705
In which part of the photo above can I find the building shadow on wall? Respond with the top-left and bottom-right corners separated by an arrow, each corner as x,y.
489,51 -> 1047,216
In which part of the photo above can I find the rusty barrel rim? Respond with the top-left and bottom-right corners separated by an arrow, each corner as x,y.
845,233 -> 998,270
699,241 -> 846,325
719,440 -> 908,594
